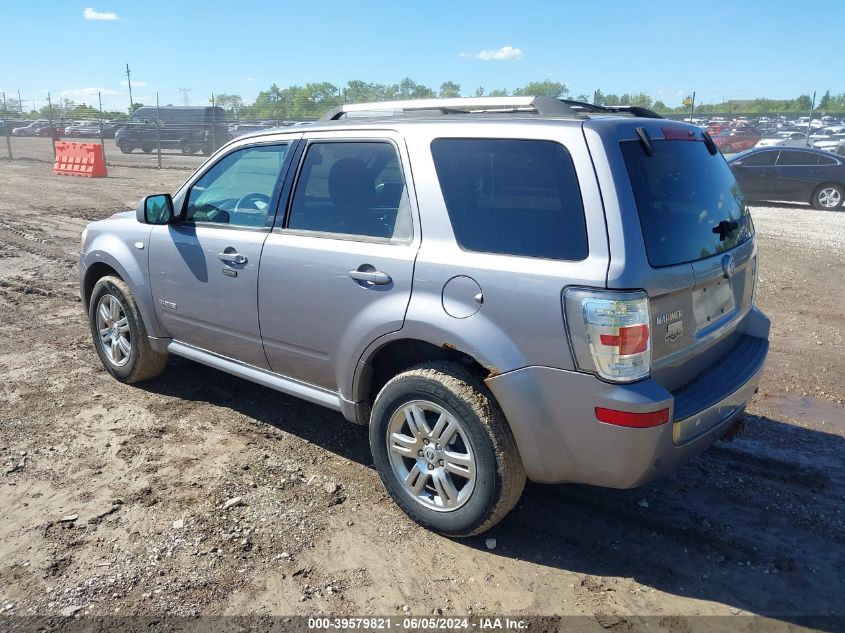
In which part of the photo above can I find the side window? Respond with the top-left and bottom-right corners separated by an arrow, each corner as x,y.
817,155 -> 837,166
742,150 -> 778,166
287,141 -> 412,241
777,151 -> 818,166
186,144 -> 288,228
431,138 -> 588,261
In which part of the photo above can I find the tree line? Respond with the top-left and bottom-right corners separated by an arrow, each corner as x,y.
3,81 -> 844,121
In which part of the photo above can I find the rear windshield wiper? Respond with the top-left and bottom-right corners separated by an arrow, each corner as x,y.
712,219 -> 739,241
636,127 -> 655,156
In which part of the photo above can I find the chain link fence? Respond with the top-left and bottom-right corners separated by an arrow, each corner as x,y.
2,92 -> 844,169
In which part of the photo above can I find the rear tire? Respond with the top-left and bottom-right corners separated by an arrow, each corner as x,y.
88,276 -> 168,384
812,183 -> 843,210
180,140 -> 195,155
369,361 -> 525,537
142,147 -> 153,154
118,144 -> 133,154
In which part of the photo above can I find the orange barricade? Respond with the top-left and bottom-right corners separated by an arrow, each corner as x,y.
53,142 -> 108,178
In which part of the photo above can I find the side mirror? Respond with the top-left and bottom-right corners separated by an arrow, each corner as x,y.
137,194 -> 175,225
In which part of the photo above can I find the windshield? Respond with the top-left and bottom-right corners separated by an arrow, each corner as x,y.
621,139 -> 754,267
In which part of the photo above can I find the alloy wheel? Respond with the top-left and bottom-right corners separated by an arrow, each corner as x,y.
817,187 -> 842,208
95,294 -> 131,367
386,400 -> 477,512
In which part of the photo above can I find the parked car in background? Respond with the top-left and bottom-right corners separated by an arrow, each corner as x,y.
0,119 -> 28,135
35,122 -> 69,137
12,120 -> 50,136
755,131 -> 808,148
813,132 -> 845,152
707,120 -> 733,135
713,127 -> 762,153
65,120 -> 103,137
116,106 -> 230,155
809,126 -> 845,142
729,147 -> 845,209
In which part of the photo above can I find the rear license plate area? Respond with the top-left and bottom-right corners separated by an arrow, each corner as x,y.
692,278 -> 735,328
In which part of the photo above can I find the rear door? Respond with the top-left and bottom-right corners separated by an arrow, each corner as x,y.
257,132 -> 418,391
774,150 -> 821,201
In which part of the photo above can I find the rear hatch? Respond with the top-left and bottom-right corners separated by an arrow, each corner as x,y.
589,120 -> 757,393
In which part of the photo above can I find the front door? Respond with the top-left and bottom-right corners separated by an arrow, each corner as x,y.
149,142 -> 293,368
258,135 -> 418,392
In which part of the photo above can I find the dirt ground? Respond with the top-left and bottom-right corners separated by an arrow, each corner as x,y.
0,160 -> 842,629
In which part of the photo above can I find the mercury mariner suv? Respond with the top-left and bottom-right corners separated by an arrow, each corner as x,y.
79,97 -> 770,536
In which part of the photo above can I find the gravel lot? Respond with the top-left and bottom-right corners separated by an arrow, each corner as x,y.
0,161 -> 842,629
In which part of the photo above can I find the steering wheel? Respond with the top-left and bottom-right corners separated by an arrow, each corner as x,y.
233,192 -> 271,212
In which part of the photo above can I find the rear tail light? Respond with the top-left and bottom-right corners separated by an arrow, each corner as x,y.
563,289 -> 651,382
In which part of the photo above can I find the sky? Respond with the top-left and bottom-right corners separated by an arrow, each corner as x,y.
2,0 -> 843,113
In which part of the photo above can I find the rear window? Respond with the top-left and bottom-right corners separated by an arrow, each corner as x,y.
431,138 -> 588,260
621,139 -> 753,267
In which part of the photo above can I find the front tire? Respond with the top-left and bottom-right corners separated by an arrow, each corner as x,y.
369,362 -> 525,537
812,183 -> 843,210
88,276 -> 168,383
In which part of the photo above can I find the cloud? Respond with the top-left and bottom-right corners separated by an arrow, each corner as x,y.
460,46 -> 523,61
61,87 -> 122,98
244,77 -> 255,82
83,7 -> 120,21
120,80 -> 147,88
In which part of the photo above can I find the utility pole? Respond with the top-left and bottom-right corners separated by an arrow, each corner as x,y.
17,89 -> 23,116
689,91 -> 696,121
3,92 -> 12,160
178,88 -> 192,106
807,91 -> 816,146
125,64 -> 134,114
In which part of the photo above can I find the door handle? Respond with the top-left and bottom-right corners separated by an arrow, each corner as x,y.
218,250 -> 247,265
348,269 -> 392,285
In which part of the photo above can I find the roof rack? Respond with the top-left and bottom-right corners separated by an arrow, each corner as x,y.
320,96 -> 586,121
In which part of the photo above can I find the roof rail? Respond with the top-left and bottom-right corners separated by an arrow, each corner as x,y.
320,96 -> 585,121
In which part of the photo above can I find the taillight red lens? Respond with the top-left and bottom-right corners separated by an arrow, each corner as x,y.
599,324 -> 649,355
595,407 -> 670,428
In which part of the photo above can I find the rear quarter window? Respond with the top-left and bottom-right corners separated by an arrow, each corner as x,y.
431,138 -> 588,261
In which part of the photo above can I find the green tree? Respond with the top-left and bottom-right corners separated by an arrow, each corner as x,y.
575,93 -> 590,103
439,81 -> 461,98
603,93 -> 620,106
214,93 -> 243,117
819,90 -> 831,110
396,78 -> 435,99
630,92 -> 653,108
592,89 -> 604,105
513,80 -> 569,98
488,88 -> 508,97
474,86 -> 485,97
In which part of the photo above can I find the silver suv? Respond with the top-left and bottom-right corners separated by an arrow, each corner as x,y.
79,97 -> 770,536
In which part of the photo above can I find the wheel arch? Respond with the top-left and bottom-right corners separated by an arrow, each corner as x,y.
81,241 -> 163,337
351,335 -> 508,425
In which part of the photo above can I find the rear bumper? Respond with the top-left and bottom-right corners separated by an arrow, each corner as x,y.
486,309 -> 769,487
